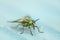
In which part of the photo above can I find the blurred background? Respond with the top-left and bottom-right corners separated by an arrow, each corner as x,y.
0,0 -> 60,40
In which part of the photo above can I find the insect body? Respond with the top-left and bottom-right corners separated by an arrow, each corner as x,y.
9,16 -> 42,36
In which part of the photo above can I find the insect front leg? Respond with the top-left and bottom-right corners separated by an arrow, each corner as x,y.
35,26 -> 44,33
31,25 -> 35,30
28,26 -> 33,36
33,26 -> 35,30
35,26 -> 40,33
31,23 -> 35,30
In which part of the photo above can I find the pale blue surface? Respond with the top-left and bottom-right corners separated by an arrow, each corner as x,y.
0,0 -> 60,40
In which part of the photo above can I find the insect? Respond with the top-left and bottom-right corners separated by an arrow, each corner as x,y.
9,16 -> 43,36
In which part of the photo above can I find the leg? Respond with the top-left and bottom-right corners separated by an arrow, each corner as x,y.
28,26 -> 33,36
16,23 -> 20,30
20,27 -> 24,34
32,23 -> 35,30
35,26 -> 40,33
35,26 -> 44,33
33,26 -> 35,30
13,24 -> 20,30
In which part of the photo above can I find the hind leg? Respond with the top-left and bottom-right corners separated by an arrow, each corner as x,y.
20,27 -> 24,34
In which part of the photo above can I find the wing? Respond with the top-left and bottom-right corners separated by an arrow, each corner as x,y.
8,18 -> 23,23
